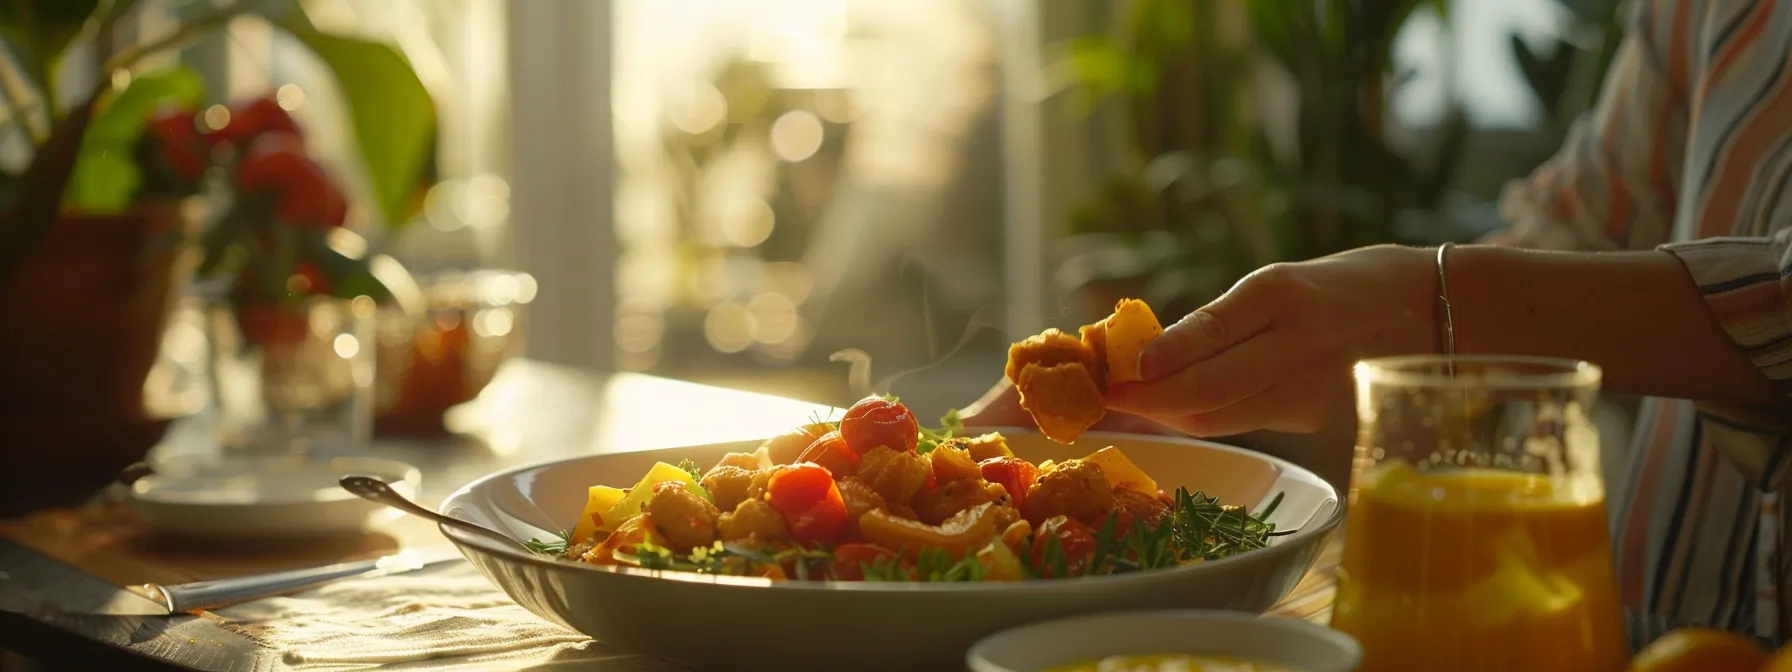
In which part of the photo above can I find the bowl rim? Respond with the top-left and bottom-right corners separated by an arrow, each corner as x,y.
435,427 -> 1345,592
964,608 -> 1363,670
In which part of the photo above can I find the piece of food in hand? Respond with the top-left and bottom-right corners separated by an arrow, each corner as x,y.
1015,361 -> 1107,444
840,396 -> 919,454
1101,299 -> 1164,383
1004,299 -> 1165,444
766,463 -> 851,544
1023,458 -> 1116,527
645,481 -> 720,551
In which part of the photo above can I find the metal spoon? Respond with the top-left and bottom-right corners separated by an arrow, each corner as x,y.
339,475 -> 532,552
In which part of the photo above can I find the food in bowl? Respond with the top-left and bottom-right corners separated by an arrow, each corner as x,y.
1048,654 -> 1295,671
522,395 -> 1292,582
1008,298 -> 1165,444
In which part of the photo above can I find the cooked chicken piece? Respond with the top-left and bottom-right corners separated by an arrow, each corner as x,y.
745,465 -> 792,501
837,477 -> 889,537
913,479 -> 1010,526
1004,328 -> 1101,388
963,432 -> 1014,461
715,451 -> 765,471
701,465 -> 755,512
1023,458 -> 1116,527
760,423 -> 834,465
857,446 -> 929,505
718,497 -> 790,542
582,514 -> 667,565
1015,361 -> 1106,444
644,481 -> 720,551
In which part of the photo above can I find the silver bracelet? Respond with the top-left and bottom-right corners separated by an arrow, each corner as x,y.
1436,242 -> 1457,358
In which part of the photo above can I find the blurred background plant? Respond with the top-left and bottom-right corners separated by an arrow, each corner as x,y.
1052,0 -> 1624,324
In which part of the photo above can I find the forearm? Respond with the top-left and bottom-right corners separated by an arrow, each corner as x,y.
1446,245 -> 1782,407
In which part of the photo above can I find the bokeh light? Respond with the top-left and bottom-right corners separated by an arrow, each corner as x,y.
202,105 -> 231,131
722,200 -> 776,247
703,303 -> 756,353
276,84 -> 306,111
770,110 -> 824,162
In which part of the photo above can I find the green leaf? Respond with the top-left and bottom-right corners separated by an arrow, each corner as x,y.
64,149 -> 138,212
64,67 -> 204,213
280,25 -> 436,228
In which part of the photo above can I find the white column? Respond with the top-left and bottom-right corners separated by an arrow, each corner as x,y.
990,0 -> 1047,337
504,0 -> 615,371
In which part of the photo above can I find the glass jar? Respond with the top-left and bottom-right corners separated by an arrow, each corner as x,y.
1331,355 -> 1626,672
206,296 -> 376,455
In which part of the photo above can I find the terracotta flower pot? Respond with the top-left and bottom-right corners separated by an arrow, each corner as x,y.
0,200 -> 190,514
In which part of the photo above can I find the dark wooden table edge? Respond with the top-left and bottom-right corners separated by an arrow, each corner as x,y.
0,610 -> 190,671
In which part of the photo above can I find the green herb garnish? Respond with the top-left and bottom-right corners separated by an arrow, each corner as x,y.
916,408 -> 966,454
676,458 -> 703,481
523,529 -> 572,556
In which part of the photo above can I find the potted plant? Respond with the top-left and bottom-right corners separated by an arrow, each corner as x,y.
0,0 -> 435,512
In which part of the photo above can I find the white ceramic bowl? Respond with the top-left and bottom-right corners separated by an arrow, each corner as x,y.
967,610 -> 1362,672
438,429 -> 1342,670
129,454 -> 420,538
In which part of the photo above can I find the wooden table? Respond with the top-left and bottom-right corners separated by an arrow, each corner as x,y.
0,359 -> 1339,671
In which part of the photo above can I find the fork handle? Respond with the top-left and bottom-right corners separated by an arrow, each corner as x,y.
145,558 -> 383,613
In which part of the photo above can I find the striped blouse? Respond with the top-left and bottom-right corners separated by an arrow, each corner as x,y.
1499,0 -> 1792,645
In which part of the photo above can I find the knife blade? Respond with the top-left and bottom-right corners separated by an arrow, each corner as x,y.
0,540 -> 462,616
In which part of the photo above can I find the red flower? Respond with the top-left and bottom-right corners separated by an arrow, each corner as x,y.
144,108 -> 206,181
210,95 -> 301,148
236,133 -> 349,229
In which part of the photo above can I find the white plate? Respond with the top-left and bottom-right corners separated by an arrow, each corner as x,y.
967,609 -> 1362,672
438,429 -> 1343,671
128,454 -> 420,538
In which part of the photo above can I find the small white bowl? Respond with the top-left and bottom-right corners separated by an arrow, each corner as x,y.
128,454 -> 420,538
968,610 -> 1362,672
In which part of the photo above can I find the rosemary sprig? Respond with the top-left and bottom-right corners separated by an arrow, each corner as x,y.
523,529 -> 572,556
1172,489 -> 1290,561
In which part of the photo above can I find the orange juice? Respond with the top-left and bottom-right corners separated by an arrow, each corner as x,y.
1331,460 -> 1628,671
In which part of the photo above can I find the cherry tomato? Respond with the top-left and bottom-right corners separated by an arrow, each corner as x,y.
831,543 -> 900,581
766,463 -> 849,544
144,108 -> 205,181
797,431 -> 859,479
980,457 -> 1039,511
211,96 -> 301,147
839,396 -> 918,454
1032,515 -> 1096,578
764,422 -> 835,465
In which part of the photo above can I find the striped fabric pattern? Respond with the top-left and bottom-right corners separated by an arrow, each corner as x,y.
1498,0 -> 1792,645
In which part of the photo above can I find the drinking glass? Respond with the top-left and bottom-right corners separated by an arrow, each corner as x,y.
207,295 -> 376,455
1331,355 -> 1627,671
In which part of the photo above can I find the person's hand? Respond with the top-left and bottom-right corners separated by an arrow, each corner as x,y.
1105,245 -> 1438,437
959,378 -> 1180,436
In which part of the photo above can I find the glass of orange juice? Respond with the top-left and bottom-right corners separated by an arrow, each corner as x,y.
1331,355 -> 1627,672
